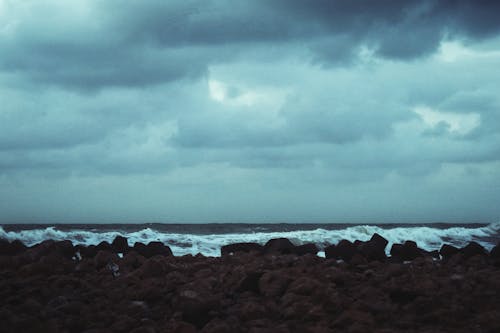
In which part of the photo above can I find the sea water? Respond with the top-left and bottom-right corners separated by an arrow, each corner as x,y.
1,222 -> 499,257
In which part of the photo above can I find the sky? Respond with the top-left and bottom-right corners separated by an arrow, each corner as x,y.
1,0 -> 500,223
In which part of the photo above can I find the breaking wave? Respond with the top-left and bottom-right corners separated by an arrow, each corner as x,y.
1,222 -> 499,257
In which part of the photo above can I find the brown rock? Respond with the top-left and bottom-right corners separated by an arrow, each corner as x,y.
259,271 -> 291,297
264,238 -> 295,254
440,244 -> 460,259
294,243 -> 319,256
221,242 -> 263,256
461,241 -> 487,259
111,235 -> 129,254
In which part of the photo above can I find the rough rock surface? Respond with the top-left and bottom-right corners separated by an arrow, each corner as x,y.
0,238 -> 499,333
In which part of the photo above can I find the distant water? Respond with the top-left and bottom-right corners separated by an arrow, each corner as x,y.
1,223 -> 499,257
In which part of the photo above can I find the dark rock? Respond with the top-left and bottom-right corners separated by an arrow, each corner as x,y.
133,241 -> 172,258
461,241 -> 487,259
259,271 -> 291,297
178,290 -> 213,328
390,241 -> 422,261
111,236 -> 129,254
336,240 -> 358,262
94,250 -> 118,269
357,233 -> 388,261
264,238 -> 295,255
0,239 -> 27,256
294,243 -> 318,256
221,242 -> 263,256
491,243 -> 500,260
440,244 -> 460,259
324,244 -> 338,259
96,241 -> 112,252
237,272 -> 263,293
79,244 -> 98,258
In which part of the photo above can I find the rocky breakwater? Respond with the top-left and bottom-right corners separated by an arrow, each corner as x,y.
0,236 -> 499,332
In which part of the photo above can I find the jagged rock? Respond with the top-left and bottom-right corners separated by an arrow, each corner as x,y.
259,271 -> 291,297
111,236 -> 129,254
236,272 -> 263,293
96,241 -> 112,252
390,241 -> 423,261
461,241 -> 487,259
221,243 -> 263,256
336,240 -> 358,262
294,243 -> 319,256
357,233 -> 388,262
264,238 -> 295,254
324,244 -> 338,259
491,243 -> 500,260
0,239 -> 27,256
440,244 -> 460,259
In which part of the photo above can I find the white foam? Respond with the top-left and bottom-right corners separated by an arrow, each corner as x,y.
1,222 -> 498,257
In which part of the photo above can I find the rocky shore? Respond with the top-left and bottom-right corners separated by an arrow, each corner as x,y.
1,235 -> 499,333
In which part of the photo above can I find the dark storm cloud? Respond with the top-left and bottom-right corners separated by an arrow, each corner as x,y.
1,0 -> 500,90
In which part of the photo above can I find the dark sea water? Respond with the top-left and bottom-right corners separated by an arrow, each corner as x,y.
1,222 -> 499,257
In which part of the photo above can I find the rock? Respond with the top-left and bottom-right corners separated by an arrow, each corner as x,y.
96,241 -> 112,252
111,236 -> 129,254
324,244 -> 338,259
0,239 -> 27,256
221,242 -> 263,256
94,250 -> 118,269
178,290 -> 213,328
264,238 -> 295,255
491,243 -> 500,260
135,241 -> 172,258
236,272 -> 263,293
336,240 -> 358,262
440,244 -> 460,259
390,241 -> 422,261
79,244 -> 98,258
294,243 -> 318,256
357,233 -> 388,262
461,241 -> 487,259
139,258 -> 168,278
259,271 -> 291,297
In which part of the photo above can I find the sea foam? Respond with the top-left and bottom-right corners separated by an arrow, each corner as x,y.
1,223 -> 499,257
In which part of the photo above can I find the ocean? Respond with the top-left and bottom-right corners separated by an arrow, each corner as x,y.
1,222 -> 499,257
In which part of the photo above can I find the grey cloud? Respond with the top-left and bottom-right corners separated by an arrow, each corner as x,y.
2,0 -> 500,91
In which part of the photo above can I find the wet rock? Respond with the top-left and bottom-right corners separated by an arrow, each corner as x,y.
236,272 -> 263,293
294,243 -> 318,256
0,239 -> 27,256
357,233 -> 388,262
264,238 -> 295,254
440,244 -> 460,259
178,290 -> 214,328
390,241 -> 422,261
94,250 -> 118,269
111,236 -> 129,254
461,241 -> 487,259
324,244 -> 338,259
135,241 -> 173,258
259,271 -> 291,297
491,243 -> 500,260
221,242 -> 263,256
96,241 -> 112,252
139,258 -> 168,278
336,240 -> 358,262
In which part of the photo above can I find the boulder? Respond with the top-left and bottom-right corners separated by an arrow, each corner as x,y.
294,243 -> 318,256
111,236 -> 129,254
144,241 -> 173,258
461,241 -> 487,259
336,240 -> 358,262
0,239 -> 27,256
96,241 -> 112,252
440,244 -> 460,259
390,241 -> 422,261
264,238 -> 295,255
357,233 -> 388,261
220,243 -> 263,256
490,243 -> 500,260
259,271 -> 291,297
324,244 -> 338,259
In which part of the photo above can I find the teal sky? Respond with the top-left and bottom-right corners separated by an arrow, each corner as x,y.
1,1 -> 500,223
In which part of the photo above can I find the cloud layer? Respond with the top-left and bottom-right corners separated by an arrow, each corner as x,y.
1,0 -> 500,222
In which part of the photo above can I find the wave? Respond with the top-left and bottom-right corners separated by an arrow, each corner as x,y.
1,222 -> 499,257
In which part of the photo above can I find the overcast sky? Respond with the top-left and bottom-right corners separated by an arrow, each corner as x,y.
1,0 -> 500,223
